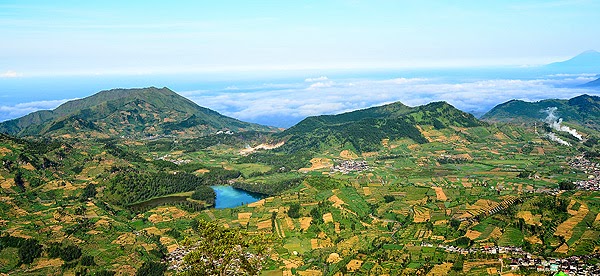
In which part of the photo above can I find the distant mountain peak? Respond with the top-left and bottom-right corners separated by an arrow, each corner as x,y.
579,49 -> 599,55
547,50 -> 600,69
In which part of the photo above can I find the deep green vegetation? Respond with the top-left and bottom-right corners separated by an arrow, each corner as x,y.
104,168 -> 240,205
482,94 -> 600,131
0,87 -> 275,138
2,93 -> 600,275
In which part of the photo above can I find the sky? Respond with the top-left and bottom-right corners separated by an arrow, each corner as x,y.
1,1 -> 600,127
1,0 -> 600,76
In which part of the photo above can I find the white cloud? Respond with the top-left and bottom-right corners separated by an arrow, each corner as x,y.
0,98 -> 76,122
184,76 -> 599,127
0,70 -> 22,78
305,76 -> 329,82
307,81 -> 334,89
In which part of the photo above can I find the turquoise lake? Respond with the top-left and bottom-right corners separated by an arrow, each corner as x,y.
211,185 -> 265,209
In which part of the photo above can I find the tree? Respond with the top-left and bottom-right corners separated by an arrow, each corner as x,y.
383,195 -> 395,203
558,180 -> 576,190
182,220 -> 268,276
190,219 -> 199,232
18,239 -> 42,264
80,184 -> 97,201
60,245 -> 82,262
287,203 -> 301,218
136,261 -> 166,276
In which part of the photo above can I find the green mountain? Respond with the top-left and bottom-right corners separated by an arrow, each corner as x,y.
276,101 -> 483,153
481,94 -> 600,130
0,87 -> 275,138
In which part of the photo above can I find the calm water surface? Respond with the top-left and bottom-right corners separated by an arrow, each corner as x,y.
211,185 -> 265,209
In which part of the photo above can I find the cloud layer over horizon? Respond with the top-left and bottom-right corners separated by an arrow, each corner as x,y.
1,74 -> 597,128
181,74 -> 598,127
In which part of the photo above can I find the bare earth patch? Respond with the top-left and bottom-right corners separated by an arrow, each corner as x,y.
322,213 -> 334,223
248,199 -> 265,208
427,262 -> 452,276
362,187 -> 372,196
465,230 -> 482,240
432,187 -> 448,201
239,141 -> 285,155
299,217 -> 312,231
299,158 -> 333,172
257,220 -> 272,230
340,150 -> 358,159
238,212 -> 253,226
346,259 -> 364,272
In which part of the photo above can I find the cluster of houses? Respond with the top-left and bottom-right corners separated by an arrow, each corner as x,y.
157,154 -> 192,165
331,160 -> 369,174
165,245 -> 196,271
432,243 -> 526,256
429,243 -> 600,275
569,155 -> 600,191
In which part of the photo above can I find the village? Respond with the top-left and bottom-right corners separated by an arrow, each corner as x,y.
330,160 -> 369,174
569,154 -> 600,191
431,243 -> 600,275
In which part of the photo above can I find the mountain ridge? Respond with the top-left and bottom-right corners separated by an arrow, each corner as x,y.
276,100 -> 483,153
481,94 -> 600,131
0,87 -> 275,138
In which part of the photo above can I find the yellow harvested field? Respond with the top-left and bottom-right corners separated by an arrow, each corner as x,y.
328,195 -> 345,208
465,230 -> 482,240
461,179 -> 472,188
555,202 -> 589,241
238,212 -> 253,226
311,238 -> 333,249
285,217 -> 295,230
248,199 -> 265,208
334,222 -> 341,233
257,220 -> 272,230
0,147 -> 12,155
362,187 -> 372,196
148,214 -> 163,223
143,227 -> 162,235
326,253 -> 342,263
554,243 -> 569,254
340,150 -> 358,159
297,270 -> 323,276
298,158 -> 332,172
1,178 -> 14,189
32,258 -> 64,271
346,259 -> 364,272
525,235 -> 543,245
413,207 -> 431,223
432,187 -> 448,201
112,233 -> 136,245
488,227 -> 503,240
299,217 -> 312,230
427,263 -> 452,276
195,168 -> 210,174
323,213 -> 333,223
517,211 -> 541,226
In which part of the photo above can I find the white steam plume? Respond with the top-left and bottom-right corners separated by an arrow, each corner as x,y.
545,133 -> 571,146
542,107 -> 583,141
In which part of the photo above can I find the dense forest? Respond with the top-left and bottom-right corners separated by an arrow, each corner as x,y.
103,167 -> 240,205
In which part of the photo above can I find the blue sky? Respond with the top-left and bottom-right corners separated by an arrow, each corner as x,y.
2,0 -> 600,76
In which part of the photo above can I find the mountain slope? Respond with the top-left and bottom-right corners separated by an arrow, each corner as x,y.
0,87 -> 274,138
581,77 -> 600,87
546,50 -> 600,70
481,94 -> 600,130
276,101 -> 483,153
